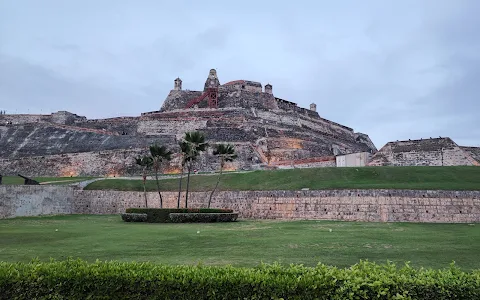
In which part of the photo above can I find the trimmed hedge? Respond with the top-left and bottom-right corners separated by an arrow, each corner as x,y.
169,212 -> 238,223
125,208 -> 234,223
1,259 -> 480,299
121,213 -> 147,222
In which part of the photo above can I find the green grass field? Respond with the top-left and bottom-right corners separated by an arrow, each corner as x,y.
1,215 -> 479,270
1,176 -> 96,185
85,166 -> 480,191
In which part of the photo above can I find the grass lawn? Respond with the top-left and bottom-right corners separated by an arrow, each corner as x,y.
1,176 -> 96,185
1,215 -> 479,270
85,166 -> 480,191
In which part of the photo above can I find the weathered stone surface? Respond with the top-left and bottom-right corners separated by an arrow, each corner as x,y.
369,138 -> 480,166
0,69 -> 377,176
2,186 -> 480,223
462,147 -> 480,164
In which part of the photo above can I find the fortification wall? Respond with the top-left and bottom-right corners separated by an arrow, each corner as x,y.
0,124 -> 171,159
369,138 -> 478,166
160,90 -> 278,111
160,90 -> 203,111
0,112 -> 86,125
0,114 -> 51,124
0,185 -> 74,219
2,186 -> 480,223
0,148 -> 150,177
462,147 -> 480,164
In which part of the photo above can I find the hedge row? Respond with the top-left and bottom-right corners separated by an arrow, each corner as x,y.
121,213 -> 147,222
169,212 -> 238,223
125,208 -> 234,223
1,259 -> 480,299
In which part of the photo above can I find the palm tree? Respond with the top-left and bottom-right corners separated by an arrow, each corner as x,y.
208,143 -> 237,208
135,156 -> 153,208
176,140 -> 190,208
182,131 -> 208,208
148,144 -> 172,208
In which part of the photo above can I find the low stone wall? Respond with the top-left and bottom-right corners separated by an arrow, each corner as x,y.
0,185 -> 74,218
1,186 -> 480,223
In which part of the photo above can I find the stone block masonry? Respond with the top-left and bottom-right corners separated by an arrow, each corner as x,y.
369,137 -> 479,166
2,186 -> 480,223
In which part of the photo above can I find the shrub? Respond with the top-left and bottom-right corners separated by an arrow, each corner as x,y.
125,208 -> 234,223
169,213 -> 238,223
1,259 -> 480,299
121,213 -> 147,222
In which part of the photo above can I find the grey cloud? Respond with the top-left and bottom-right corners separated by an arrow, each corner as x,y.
0,0 -> 479,148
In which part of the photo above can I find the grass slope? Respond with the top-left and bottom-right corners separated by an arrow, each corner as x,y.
1,215 -> 479,270
1,176 -> 96,185
85,166 -> 480,191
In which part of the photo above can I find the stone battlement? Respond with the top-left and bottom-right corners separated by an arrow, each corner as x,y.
0,111 -> 86,126
368,137 -> 479,166
0,68 -> 377,176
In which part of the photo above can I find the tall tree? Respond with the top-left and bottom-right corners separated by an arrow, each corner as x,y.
135,156 -> 153,208
176,140 -> 190,208
208,143 -> 237,208
148,144 -> 173,208
182,131 -> 208,208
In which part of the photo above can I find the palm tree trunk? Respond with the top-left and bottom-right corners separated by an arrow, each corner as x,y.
185,161 -> 192,208
143,167 -> 148,208
208,158 -> 224,208
154,165 -> 163,208
177,163 -> 184,208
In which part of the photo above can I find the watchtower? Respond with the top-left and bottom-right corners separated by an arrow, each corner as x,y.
265,83 -> 273,94
174,77 -> 182,91
204,69 -> 220,91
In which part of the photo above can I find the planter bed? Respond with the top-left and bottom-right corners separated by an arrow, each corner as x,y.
124,208 -> 235,223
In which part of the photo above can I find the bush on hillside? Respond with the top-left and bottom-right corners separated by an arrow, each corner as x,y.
125,208 -> 233,223
169,212 -> 238,223
121,213 -> 147,222
1,259 -> 480,299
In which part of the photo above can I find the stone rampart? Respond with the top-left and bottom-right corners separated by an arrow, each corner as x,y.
2,186 -> 479,223
369,138 -> 479,166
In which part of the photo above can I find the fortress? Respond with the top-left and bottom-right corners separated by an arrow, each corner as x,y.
0,69 -> 378,176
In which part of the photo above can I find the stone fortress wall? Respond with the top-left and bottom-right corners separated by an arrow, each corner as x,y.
369,138 -> 480,167
0,69 -> 377,177
2,185 -> 480,223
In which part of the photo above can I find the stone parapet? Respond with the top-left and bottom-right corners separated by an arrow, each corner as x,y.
2,186 -> 480,223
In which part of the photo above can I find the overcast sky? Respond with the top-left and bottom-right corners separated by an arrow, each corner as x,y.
0,0 -> 479,148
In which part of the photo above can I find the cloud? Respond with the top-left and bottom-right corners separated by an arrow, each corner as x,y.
0,55 -> 161,117
0,0 -> 479,148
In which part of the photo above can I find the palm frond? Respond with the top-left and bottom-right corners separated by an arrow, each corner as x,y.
149,144 -> 173,161
213,143 -> 237,162
135,156 -> 153,167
